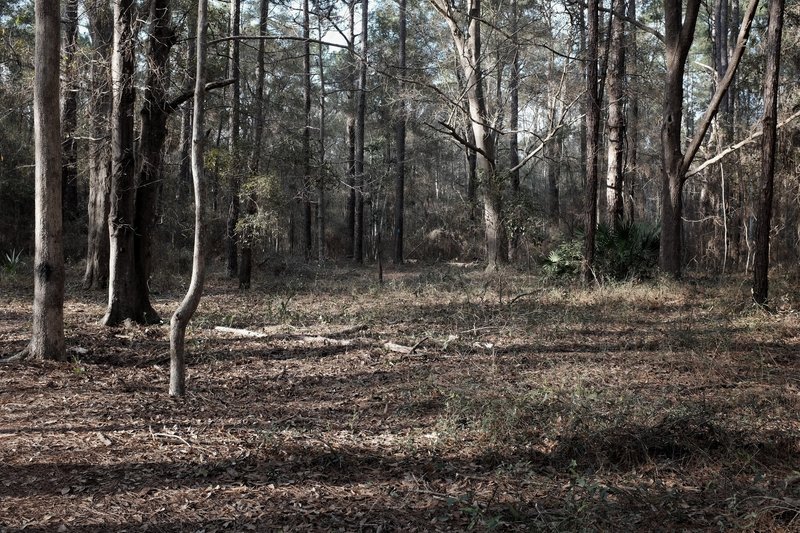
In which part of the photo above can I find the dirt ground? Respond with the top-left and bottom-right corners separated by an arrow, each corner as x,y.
2,262 -> 800,532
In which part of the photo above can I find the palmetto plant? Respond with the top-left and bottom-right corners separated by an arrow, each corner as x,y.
3,248 -> 23,275
543,221 -> 659,281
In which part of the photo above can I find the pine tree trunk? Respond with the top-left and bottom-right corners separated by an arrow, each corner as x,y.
317,11 -> 327,263
346,0 -> 356,259
303,0 -> 313,261
753,0 -> 784,304
240,0 -> 268,288
61,0 -> 79,222
582,0 -> 600,283
605,0 -> 625,226
353,0 -> 368,264
225,0 -> 241,277
393,0 -> 407,265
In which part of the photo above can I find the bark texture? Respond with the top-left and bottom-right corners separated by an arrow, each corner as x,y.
753,0 -> 784,304
83,0 -> 113,290
30,0 -> 65,361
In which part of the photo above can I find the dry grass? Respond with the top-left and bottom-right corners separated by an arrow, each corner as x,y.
1,262 -> 800,531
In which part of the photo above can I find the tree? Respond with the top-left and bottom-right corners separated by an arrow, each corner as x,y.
83,0 -> 113,290
658,0 -> 758,277
225,0 -> 241,277
430,0 -> 506,271
346,0 -> 357,258
582,0 -> 600,282
29,0 -> 65,361
61,0 -> 79,222
170,0 -> 209,397
103,0 -> 140,326
303,0 -> 313,260
353,0 -> 368,263
753,0 -> 785,305
239,0 -> 269,289
605,0 -> 625,226
132,0 -> 175,324
393,0 -> 407,264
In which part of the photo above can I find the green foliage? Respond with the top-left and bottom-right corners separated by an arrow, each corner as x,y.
543,221 -> 660,281
595,220 -> 660,281
542,239 -> 584,278
2,248 -> 24,275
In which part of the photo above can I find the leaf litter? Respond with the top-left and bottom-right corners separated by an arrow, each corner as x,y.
1,263 -> 800,531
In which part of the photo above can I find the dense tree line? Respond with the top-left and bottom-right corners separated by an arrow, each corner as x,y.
3,0 -> 796,386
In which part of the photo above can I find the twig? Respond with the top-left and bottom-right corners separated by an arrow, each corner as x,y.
150,430 -> 192,447
508,291 -> 537,305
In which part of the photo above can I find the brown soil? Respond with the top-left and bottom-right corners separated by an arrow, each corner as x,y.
2,263 -> 800,531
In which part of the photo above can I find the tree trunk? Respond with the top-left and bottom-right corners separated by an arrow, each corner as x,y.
393,0 -> 407,265
30,0 -> 65,361
753,0 -> 784,304
240,0 -> 268,289
431,0 -> 505,271
658,0 -> 757,277
353,0 -> 368,264
225,0 -> 241,277
346,0 -> 356,258
131,0 -> 174,325
624,0 -> 638,222
605,0 -> 625,226
582,0 -> 600,283
303,0 -> 313,261
317,11 -> 327,263
170,0 -> 209,397
507,0 -> 520,261
83,0 -> 113,290
61,0 -> 79,222
103,0 -> 139,326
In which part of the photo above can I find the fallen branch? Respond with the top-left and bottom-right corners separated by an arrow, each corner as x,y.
213,326 -> 356,345
213,326 -> 268,338
384,336 -> 429,355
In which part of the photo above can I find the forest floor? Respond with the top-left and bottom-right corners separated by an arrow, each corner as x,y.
2,261 -> 800,532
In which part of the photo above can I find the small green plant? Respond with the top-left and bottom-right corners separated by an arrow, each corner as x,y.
3,248 -> 24,275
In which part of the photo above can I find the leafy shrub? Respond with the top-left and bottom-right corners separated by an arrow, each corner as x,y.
542,238 -> 583,278
595,221 -> 660,281
543,221 -> 660,281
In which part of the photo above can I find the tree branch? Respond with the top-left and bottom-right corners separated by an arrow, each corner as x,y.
685,109 -> 800,179
165,78 -> 236,114
679,0 -> 759,182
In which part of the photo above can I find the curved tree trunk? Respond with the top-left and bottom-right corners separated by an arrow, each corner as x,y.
29,0 -> 65,361
170,0 -> 209,397
83,0 -> 113,290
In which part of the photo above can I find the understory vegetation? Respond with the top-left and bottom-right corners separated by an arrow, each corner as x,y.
2,263 -> 799,531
